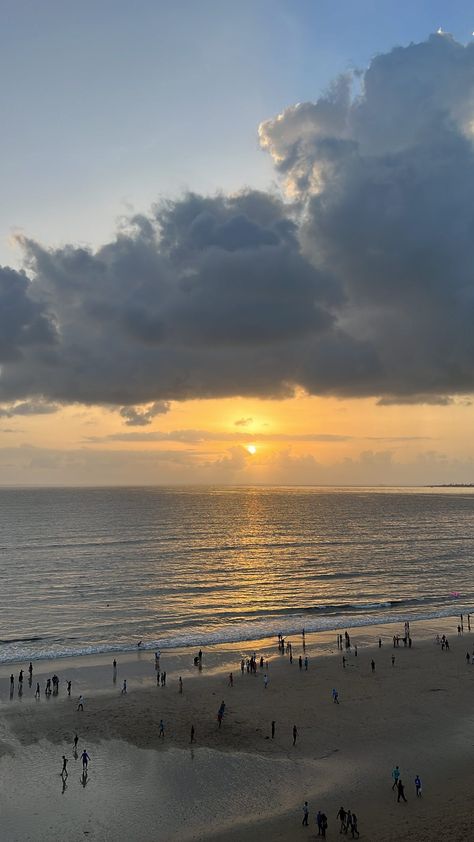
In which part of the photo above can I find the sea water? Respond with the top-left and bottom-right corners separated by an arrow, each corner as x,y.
1,486 -> 473,663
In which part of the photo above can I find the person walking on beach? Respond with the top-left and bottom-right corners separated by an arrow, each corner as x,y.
346,810 -> 353,835
317,811 -> 323,836
332,688 -> 339,703
304,655 -> 309,670
302,801 -> 309,826
350,812 -> 359,838
299,656 -> 303,670
397,779 -> 407,802
61,756 -> 68,777
391,765 -> 400,789
10,674 -> 14,690
179,676 -> 183,694
371,659 -> 375,672
159,719 -> 165,738
35,682 -> 40,698
271,720 -> 275,739
320,812 -> 328,837
228,672 -> 233,687
293,724 -> 298,746
77,695 -> 84,711
121,679 -> 127,694
190,724 -> 195,743
264,673 -> 268,689
67,680 -> 72,695
415,775 -> 422,797
81,749 -> 90,770
337,805 -> 347,833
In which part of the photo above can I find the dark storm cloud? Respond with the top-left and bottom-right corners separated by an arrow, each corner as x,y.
3,34 -> 474,407
0,400 -> 59,417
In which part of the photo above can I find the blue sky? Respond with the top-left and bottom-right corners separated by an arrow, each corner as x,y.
1,0 -> 473,264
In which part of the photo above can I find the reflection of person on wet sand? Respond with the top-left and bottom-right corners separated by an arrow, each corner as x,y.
81,770 -> 88,788
61,755 -> 68,777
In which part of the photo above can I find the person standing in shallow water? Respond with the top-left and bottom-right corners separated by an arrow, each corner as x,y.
293,724 -> 298,746
271,720 -> 275,739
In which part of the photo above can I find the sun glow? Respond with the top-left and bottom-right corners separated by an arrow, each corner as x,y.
246,444 -> 257,455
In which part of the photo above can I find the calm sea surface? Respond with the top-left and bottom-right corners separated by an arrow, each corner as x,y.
0,486 -> 473,663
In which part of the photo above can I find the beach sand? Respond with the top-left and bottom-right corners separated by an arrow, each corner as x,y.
1,617 -> 473,840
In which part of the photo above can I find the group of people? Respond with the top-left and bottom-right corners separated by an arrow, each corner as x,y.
391,765 -> 422,801
301,804 -> 359,838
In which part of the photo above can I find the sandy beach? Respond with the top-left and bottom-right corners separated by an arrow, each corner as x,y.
1,616 -> 474,841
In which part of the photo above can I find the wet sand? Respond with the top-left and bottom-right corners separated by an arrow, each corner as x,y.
1,616 -> 473,840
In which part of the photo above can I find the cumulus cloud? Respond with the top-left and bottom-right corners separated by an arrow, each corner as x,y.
2,34 -> 474,406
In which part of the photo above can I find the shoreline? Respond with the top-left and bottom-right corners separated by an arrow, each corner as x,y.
1,602 -> 472,669
1,614 -> 473,840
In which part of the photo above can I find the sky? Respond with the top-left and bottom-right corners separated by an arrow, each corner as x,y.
2,0 -> 474,486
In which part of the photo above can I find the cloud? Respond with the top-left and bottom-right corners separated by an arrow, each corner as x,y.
86,428 -> 352,443
119,401 -> 170,426
0,400 -> 59,417
2,34 -> 474,406
234,417 -> 253,427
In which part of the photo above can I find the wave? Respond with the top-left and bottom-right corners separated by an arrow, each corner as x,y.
0,600 -> 472,665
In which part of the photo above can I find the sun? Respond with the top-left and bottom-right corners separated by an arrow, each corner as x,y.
246,444 -> 257,455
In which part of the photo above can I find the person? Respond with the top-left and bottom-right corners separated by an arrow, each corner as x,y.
293,724 -> 298,746
228,672 -> 233,687
299,656 -> 303,670
77,695 -> 84,711
415,774 -> 422,797
351,812 -> 360,838
28,662 -> 33,676
302,801 -> 309,826
161,671 -> 167,686
337,805 -> 347,833
9,674 -> 14,689
61,755 -> 68,777
217,710 -> 223,728
66,680 -> 72,695
81,749 -> 90,770
240,659 -> 245,674
392,765 -> 400,790
137,640 -> 142,648
271,720 -> 275,739
316,811 -> 323,836
121,679 -> 127,694
346,810 -> 353,834
342,656 -> 346,668
35,682 -> 40,698
321,812 -> 328,838
332,688 -> 339,703
371,659 -> 375,672
378,637 -> 382,648
18,669 -> 23,685
466,652 -> 471,665
264,674 -> 268,689
354,645 -> 358,657
159,719 -> 165,738
397,779 -> 407,802
73,734 -> 79,751
391,655 -> 395,666
179,676 -> 183,694
304,655 -> 309,670
113,659 -> 117,670
190,724 -> 195,743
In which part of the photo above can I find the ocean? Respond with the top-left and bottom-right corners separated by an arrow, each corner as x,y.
1,486 -> 473,664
